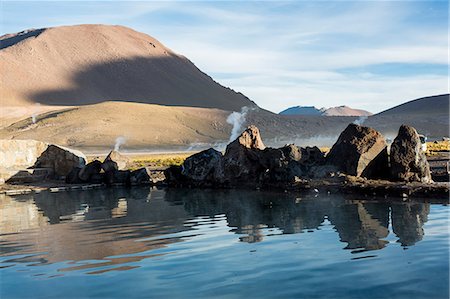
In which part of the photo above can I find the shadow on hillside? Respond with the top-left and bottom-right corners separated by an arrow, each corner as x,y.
27,56 -> 252,111
0,29 -> 45,49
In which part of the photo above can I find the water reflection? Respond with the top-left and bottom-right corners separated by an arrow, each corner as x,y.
0,188 -> 433,273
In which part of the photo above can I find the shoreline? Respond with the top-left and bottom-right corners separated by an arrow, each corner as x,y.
2,177 -> 448,203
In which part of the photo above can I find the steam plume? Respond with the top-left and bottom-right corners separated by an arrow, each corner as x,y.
114,136 -> 126,151
226,106 -> 253,142
353,116 -> 368,126
31,103 -> 41,124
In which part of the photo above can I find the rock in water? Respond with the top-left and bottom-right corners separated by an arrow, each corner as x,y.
65,167 -> 82,184
33,144 -> 87,177
102,150 -> 130,172
390,125 -> 432,183
326,124 -> 386,176
221,125 -> 266,184
130,168 -> 151,185
78,160 -> 102,182
181,148 -> 223,182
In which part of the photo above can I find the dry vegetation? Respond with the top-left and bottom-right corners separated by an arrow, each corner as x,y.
128,153 -> 192,169
426,140 -> 450,156
87,152 -> 194,169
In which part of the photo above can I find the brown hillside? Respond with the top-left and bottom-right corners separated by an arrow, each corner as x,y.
0,24 -> 254,111
322,106 -> 372,116
365,94 -> 449,139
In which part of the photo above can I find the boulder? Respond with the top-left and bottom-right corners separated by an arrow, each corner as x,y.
261,146 -> 302,182
32,144 -> 86,177
78,160 -> 102,182
181,148 -> 223,182
221,126 -> 266,184
326,124 -> 386,176
390,125 -> 432,183
65,167 -> 83,184
105,169 -> 131,186
228,125 -> 266,151
299,146 -> 325,167
130,168 -> 151,185
361,147 -> 390,180
164,165 -> 186,186
102,150 -> 130,172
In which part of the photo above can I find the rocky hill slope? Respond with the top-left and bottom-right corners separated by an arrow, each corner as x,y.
0,24 -> 254,111
365,94 -> 449,139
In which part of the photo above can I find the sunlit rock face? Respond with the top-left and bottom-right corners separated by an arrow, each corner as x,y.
220,125 -> 266,184
0,140 -> 86,183
390,125 -> 432,183
326,124 -> 387,177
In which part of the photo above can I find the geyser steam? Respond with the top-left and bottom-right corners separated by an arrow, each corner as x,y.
226,106 -> 251,142
353,116 -> 368,126
114,136 -> 127,151
31,103 -> 41,124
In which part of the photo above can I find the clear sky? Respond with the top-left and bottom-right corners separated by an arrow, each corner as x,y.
1,1 -> 448,113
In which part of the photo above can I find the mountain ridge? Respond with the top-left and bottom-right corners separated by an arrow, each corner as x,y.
0,24 -> 255,111
279,105 -> 372,116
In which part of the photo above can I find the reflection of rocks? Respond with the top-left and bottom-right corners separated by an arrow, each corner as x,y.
1,188 -> 433,272
328,202 -> 390,251
0,193 -> 49,234
391,203 -> 430,246
2,188 -> 190,271
165,189 -> 431,249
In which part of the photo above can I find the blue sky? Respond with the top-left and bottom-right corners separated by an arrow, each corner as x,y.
1,1 -> 448,113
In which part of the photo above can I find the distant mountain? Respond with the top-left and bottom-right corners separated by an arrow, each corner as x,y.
0,24 -> 255,111
373,94 -> 449,116
279,105 -> 371,116
321,106 -> 372,116
365,94 -> 449,139
279,106 -> 322,115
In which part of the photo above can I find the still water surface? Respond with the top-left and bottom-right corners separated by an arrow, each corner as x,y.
0,188 -> 448,299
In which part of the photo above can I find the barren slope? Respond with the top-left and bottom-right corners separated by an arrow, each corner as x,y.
365,94 -> 449,139
0,24 -> 254,111
0,102 -> 360,151
0,102 -> 231,150
322,106 -> 372,116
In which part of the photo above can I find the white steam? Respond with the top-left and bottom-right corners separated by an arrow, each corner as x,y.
226,106 -> 253,142
353,116 -> 368,126
31,103 -> 41,124
114,136 -> 127,151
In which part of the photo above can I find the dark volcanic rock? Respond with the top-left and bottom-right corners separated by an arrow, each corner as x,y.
105,169 -> 131,186
181,148 -> 223,182
130,168 -> 151,185
299,146 -> 326,167
326,124 -> 386,176
164,165 -> 186,186
78,160 -> 102,182
361,147 -> 390,180
65,167 -> 82,184
390,125 -> 432,183
220,125 -> 266,184
102,150 -> 130,172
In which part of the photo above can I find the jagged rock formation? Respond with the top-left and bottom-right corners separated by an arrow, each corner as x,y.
0,139 -> 86,183
172,123 -> 434,188
326,124 -> 387,176
390,125 -> 432,183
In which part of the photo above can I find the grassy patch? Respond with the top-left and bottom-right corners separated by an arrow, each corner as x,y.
426,140 -> 450,156
129,153 -> 191,169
